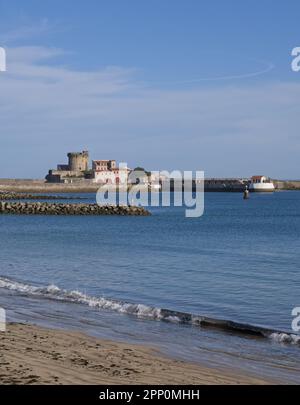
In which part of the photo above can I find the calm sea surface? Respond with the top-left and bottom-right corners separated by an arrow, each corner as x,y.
1,191 -> 300,383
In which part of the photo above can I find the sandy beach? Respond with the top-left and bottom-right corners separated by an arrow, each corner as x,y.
0,323 -> 272,385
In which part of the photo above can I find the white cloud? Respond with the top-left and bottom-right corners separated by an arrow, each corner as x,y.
0,18 -> 57,44
7,46 -> 66,63
0,45 -> 299,179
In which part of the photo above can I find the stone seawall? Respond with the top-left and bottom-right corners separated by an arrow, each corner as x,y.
0,180 -> 103,193
0,192 -> 81,200
0,202 -> 151,216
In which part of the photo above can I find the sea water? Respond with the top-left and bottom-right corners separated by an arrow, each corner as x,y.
0,191 -> 300,383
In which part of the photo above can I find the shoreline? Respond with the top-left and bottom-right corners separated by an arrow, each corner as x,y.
1,179 -> 300,193
0,322 -> 273,385
1,276 -> 299,384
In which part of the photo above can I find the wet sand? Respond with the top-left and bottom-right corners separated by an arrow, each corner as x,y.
0,323 -> 272,385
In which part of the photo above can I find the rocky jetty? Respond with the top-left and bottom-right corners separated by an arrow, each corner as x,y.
0,202 -> 151,216
0,191 -> 80,200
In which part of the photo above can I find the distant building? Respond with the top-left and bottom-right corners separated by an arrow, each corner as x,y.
93,160 -> 117,171
67,151 -> 89,172
249,176 -> 275,192
92,160 -> 130,184
127,170 -> 165,189
46,151 -> 89,183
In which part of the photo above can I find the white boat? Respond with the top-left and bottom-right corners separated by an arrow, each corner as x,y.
249,176 -> 275,192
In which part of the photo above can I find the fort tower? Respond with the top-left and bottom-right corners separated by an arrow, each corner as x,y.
67,151 -> 89,172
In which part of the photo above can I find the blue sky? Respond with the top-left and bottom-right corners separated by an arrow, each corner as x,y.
0,0 -> 300,178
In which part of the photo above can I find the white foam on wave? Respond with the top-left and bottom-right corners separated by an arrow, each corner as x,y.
164,315 -> 181,323
0,276 -> 162,320
1,276 -> 300,346
269,332 -> 300,345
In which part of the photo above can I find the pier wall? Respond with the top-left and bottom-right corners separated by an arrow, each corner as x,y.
1,179 -> 300,193
0,202 -> 150,216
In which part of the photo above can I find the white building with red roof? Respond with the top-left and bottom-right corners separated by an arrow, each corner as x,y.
249,176 -> 275,192
92,160 -> 130,185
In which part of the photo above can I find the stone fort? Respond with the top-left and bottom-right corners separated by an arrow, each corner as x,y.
46,151 -> 90,183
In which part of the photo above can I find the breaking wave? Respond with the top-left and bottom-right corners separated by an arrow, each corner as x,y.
269,333 -> 300,345
0,276 -> 162,319
0,276 -> 299,346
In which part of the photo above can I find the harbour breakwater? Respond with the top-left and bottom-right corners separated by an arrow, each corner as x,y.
1,179 -> 300,193
0,202 -> 151,216
0,191 -> 80,200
